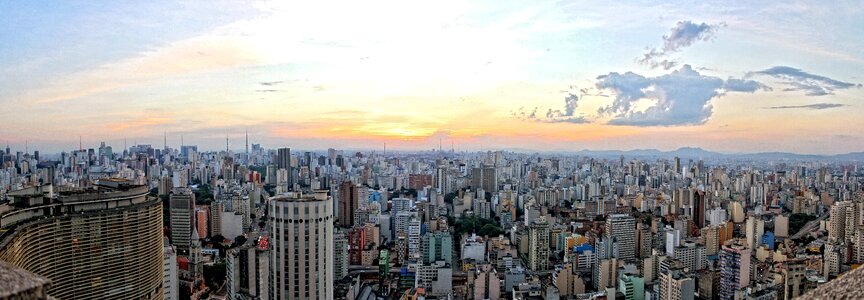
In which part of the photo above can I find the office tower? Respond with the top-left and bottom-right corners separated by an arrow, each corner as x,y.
268,191 -> 334,299
423,232 -> 454,265
415,260 -> 453,297
720,243 -> 751,300
471,166 -> 498,193
407,217 -> 422,262
619,271 -> 646,300
702,226 -> 720,256
659,260 -> 695,300
334,230 -> 349,280
276,147 -> 293,191
474,264 -> 502,300
673,241 -> 706,272
693,190 -> 706,228
528,217 -> 551,271
210,202 -> 224,237
606,214 -> 637,261
339,180 -> 358,228
196,206 -> 209,238
594,258 -> 618,291
170,187 -> 196,254
226,242 -> 270,300
0,180 -> 163,299
276,168 -> 290,194
164,238 -> 179,300
674,157 -> 681,175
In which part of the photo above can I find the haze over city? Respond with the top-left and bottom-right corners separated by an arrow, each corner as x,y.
2,1 -> 862,154
3,1 -> 864,300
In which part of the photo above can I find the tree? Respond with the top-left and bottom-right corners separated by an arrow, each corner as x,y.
455,216 -> 504,237
478,224 -> 504,237
232,235 -> 247,247
203,263 -> 226,289
444,192 -> 457,204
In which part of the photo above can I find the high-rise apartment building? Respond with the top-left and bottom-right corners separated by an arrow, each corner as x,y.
659,260 -> 695,300
268,191 -> 334,299
0,180 -> 163,299
606,214 -> 637,261
528,217 -> 551,271
720,242 -> 751,300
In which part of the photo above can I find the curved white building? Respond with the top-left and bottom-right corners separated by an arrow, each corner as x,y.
269,191 -> 334,299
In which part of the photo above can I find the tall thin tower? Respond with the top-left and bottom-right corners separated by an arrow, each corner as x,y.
245,129 -> 249,155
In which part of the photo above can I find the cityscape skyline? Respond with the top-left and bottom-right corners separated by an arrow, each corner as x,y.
2,1 -> 863,154
2,1 -> 864,299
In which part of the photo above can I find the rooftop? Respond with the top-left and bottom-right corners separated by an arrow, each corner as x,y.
0,260 -> 51,299
801,265 -> 864,300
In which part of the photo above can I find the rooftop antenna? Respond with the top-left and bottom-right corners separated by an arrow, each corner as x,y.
164,131 -> 167,150
383,141 -> 386,155
226,134 -> 229,153
79,135 -> 82,151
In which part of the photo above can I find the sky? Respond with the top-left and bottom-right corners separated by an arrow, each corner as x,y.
1,0 -> 863,154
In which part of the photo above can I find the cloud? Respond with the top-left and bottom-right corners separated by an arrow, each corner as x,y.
259,81 -> 284,86
638,21 -> 722,70
596,64 -> 762,126
750,66 -> 862,96
763,103 -> 845,110
516,93 -> 589,124
512,107 -> 539,120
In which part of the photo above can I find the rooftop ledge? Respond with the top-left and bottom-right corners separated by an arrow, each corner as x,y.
801,265 -> 864,299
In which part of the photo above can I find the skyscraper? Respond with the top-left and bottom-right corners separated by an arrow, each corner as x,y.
277,147 -> 293,191
471,167 -> 498,193
170,187 -> 196,254
338,180 -> 358,228
269,191 -> 334,299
